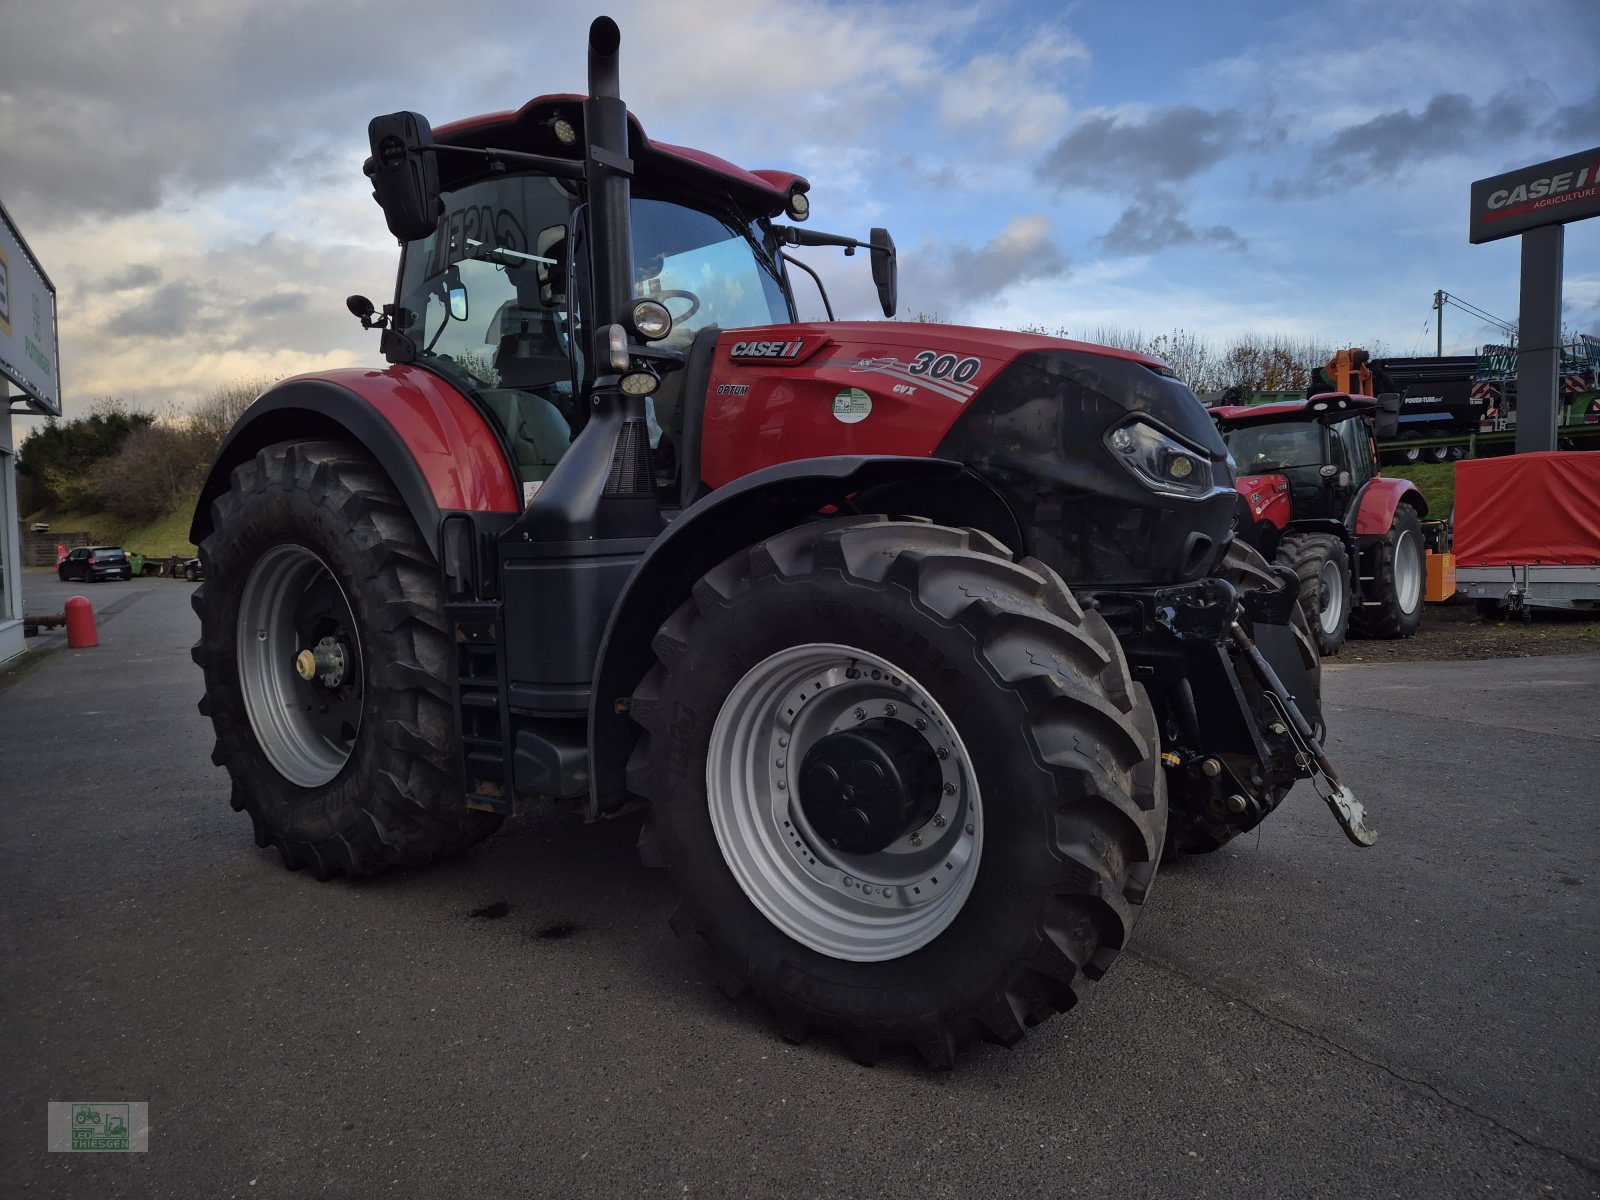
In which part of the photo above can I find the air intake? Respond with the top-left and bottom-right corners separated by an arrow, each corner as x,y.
604,419 -> 655,496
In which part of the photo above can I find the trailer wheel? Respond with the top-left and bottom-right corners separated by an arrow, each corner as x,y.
629,516 -> 1164,1066
1276,532 -> 1350,655
192,440 -> 500,878
1352,502 -> 1425,639
1164,539 -> 1322,859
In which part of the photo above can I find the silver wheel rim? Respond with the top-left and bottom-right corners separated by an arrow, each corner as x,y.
706,643 -> 982,962
237,544 -> 363,787
1394,530 -> 1423,614
1317,558 -> 1344,636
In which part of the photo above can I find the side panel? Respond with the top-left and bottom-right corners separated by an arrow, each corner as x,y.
190,367 -> 518,556
1351,476 -> 1427,535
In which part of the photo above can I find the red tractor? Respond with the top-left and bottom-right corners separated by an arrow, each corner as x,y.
1212,392 -> 1428,655
191,18 -> 1374,1066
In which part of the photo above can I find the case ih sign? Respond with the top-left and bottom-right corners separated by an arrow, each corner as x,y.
1469,146 -> 1600,244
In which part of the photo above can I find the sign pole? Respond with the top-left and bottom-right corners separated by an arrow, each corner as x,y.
1514,224 -> 1564,455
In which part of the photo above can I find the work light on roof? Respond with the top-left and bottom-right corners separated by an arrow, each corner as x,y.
552,117 -> 578,146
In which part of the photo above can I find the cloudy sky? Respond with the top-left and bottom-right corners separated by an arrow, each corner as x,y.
2,0 -> 1596,426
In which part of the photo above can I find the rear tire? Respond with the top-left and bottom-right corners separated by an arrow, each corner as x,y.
192,440 -> 501,878
1276,532 -> 1350,656
629,516 -> 1165,1066
1352,502 -> 1425,639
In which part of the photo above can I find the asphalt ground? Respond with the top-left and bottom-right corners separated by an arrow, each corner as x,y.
1,570 -> 1596,1199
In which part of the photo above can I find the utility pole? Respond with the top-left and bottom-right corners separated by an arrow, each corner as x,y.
1433,290 -> 1443,357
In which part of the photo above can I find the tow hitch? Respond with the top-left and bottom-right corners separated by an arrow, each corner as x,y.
1229,621 -> 1377,847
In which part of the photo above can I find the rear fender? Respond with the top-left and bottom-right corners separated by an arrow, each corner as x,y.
189,367 -> 519,558
586,455 -> 1015,816
1350,477 -> 1427,537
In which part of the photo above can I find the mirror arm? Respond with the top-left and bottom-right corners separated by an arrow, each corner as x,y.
773,225 -> 862,252
431,143 -> 585,181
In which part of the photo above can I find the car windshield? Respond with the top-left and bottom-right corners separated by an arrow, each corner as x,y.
1226,421 -> 1324,471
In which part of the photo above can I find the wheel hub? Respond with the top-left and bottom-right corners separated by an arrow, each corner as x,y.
798,719 -> 941,854
295,636 -> 348,688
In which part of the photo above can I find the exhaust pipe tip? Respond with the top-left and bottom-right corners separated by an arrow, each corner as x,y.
589,16 -> 621,96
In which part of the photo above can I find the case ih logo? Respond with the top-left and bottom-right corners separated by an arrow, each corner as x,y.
730,338 -> 805,360
1470,146 -> 1600,244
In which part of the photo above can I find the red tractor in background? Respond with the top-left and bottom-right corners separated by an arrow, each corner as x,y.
1211,387 -> 1428,655
190,17 -> 1375,1067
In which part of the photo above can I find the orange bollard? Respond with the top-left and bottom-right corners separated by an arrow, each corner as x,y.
64,596 -> 99,648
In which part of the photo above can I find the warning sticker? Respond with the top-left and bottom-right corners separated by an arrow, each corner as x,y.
832,387 -> 872,425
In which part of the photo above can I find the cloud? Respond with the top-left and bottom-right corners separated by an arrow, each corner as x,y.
900,215 -> 1071,315
1098,190 -> 1245,257
1545,86 -> 1600,145
1296,83 -> 1596,187
1035,105 -> 1246,192
104,264 -> 163,292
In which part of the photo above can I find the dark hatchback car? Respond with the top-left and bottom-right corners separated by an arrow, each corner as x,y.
58,546 -> 133,582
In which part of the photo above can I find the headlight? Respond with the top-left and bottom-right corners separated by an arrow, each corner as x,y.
1106,418 -> 1216,498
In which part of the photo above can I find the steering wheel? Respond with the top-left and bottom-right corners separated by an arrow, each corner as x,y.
651,289 -> 701,322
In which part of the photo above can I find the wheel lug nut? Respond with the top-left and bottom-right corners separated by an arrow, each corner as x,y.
936,747 -> 949,760
778,736 -> 788,748
775,758 -> 785,768
853,707 -> 866,720
943,782 -> 956,795
933,815 -> 946,828
909,832 -> 923,847
777,780 -> 786,790
914,718 -> 927,731
883,703 -> 896,717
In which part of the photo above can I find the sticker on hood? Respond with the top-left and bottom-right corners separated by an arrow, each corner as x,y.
832,387 -> 872,424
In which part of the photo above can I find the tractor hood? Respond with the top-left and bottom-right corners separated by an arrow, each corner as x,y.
700,320 -> 1237,587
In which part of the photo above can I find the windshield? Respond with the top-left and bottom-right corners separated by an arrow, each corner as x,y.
1226,421 -> 1325,471
629,197 -> 792,349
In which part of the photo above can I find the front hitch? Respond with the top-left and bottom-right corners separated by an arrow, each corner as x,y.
1227,621 -> 1378,847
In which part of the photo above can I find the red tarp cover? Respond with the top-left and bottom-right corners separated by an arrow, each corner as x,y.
1453,452 -> 1600,566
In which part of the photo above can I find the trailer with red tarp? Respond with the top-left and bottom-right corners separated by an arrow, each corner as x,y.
1454,451 -> 1600,614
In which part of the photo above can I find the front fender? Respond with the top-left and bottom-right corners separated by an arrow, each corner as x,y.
1351,476 -> 1428,536
586,455 -> 1013,816
189,367 -> 518,558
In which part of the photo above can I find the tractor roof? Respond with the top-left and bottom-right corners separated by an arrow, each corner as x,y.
429,95 -> 808,218
1209,392 -> 1377,430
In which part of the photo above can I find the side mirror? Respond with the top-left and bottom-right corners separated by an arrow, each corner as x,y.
367,111 -> 443,242
1374,391 -> 1402,439
448,286 -> 469,322
869,227 -> 897,318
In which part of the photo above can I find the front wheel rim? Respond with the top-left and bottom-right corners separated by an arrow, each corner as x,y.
1394,530 -> 1423,614
706,643 -> 982,962
1317,558 -> 1345,636
237,544 -> 364,787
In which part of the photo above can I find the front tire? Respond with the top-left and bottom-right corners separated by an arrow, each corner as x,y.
1352,502 -> 1425,639
1276,532 -> 1350,655
629,517 -> 1165,1066
192,440 -> 501,878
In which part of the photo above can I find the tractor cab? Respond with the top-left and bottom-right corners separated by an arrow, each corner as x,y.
1216,394 -> 1387,528
383,100 -> 804,503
